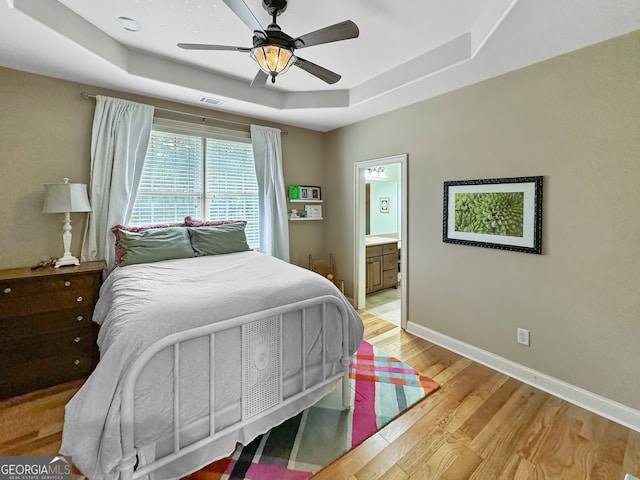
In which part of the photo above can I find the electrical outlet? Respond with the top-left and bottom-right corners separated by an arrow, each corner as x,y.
517,328 -> 530,346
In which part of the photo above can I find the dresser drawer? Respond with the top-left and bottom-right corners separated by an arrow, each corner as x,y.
0,338 -> 97,399
0,323 -> 98,399
0,288 -> 97,319
0,306 -> 93,335
0,308 -> 94,362
0,272 -> 98,298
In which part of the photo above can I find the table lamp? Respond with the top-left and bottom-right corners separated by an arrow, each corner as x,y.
42,178 -> 91,268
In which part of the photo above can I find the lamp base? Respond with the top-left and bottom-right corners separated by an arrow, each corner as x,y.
55,253 -> 80,268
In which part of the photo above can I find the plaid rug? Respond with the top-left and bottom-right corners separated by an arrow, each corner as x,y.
185,340 -> 439,479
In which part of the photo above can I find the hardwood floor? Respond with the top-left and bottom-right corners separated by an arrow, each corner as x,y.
315,312 -> 640,480
1,312 -> 639,479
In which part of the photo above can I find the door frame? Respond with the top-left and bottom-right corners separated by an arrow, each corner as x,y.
353,154 -> 408,329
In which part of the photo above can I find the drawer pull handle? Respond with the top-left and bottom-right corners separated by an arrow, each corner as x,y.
3,287 -> 10,294
64,280 -> 71,287
76,296 -> 83,302
74,336 -> 81,343
77,315 -> 84,322
74,359 -> 81,366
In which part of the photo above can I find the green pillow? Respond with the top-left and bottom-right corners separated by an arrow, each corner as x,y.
117,227 -> 195,266
188,223 -> 251,256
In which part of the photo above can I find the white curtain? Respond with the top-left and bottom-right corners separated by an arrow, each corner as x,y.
250,125 -> 290,262
81,96 -> 154,269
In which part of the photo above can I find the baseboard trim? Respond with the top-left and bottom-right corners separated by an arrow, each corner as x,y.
406,321 -> 640,433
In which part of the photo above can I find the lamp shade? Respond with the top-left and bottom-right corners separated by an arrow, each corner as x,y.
42,178 -> 91,214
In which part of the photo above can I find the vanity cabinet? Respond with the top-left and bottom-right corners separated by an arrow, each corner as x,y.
366,241 -> 398,294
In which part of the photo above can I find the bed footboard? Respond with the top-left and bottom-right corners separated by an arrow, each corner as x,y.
119,295 -> 351,480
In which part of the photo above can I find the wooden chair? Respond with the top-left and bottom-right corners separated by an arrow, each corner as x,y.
308,253 -> 345,294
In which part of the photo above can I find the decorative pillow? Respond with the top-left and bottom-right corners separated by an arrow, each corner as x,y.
188,223 -> 251,256
116,227 -> 195,266
112,222 -> 185,265
184,216 -> 247,228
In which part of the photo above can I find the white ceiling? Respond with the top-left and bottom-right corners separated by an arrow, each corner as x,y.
2,0 -> 639,132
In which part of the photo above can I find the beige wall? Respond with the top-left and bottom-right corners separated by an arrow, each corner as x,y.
280,127 -> 326,267
0,67 -> 325,270
324,30 -> 640,410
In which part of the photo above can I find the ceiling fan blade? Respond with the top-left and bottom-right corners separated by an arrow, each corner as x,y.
251,70 -> 269,86
223,0 -> 268,41
294,57 -> 341,85
293,20 -> 359,49
178,43 -> 251,52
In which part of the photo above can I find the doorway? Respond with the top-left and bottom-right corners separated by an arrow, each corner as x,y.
353,154 -> 407,329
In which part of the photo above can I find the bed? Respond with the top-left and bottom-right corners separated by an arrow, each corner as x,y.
60,250 -> 364,480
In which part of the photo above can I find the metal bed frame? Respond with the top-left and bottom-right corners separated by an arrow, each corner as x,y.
119,295 -> 352,480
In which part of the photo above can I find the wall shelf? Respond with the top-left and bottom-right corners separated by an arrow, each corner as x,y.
287,186 -> 323,220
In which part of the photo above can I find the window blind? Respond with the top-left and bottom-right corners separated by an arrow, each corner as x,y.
206,140 -> 260,249
129,121 -> 260,249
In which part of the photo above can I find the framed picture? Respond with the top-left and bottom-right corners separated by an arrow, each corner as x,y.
309,186 -> 321,200
443,176 -> 543,254
305,204 -> 322,218
379,197 -> 390,213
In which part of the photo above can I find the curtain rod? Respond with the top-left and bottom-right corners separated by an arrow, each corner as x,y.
80,92 -> 287,134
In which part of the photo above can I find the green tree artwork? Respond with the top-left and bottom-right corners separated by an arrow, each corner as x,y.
454,192 -> 524,237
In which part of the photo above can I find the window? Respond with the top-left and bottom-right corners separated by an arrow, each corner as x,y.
130,119 -> 260,248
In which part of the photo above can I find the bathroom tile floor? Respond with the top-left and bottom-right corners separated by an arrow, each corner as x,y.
363,285 -> 401,325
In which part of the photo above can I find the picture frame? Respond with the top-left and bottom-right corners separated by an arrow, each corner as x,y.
305,204 -> 323,219
443,176 -> 543,254
309,186 -> 321,200
379,197 -> 390,213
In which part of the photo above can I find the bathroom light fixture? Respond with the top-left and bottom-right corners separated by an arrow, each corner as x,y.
42,178 -> 91,268
365,167 -> 386,179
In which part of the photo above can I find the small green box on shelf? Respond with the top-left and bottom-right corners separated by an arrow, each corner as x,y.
288,185 -> 302,200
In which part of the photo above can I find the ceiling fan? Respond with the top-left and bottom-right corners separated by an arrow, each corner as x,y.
178,0 -> 359,86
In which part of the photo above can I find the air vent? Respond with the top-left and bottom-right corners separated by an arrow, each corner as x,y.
198,96 -> 224,106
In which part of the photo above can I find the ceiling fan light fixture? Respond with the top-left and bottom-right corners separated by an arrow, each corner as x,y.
250,45 -> 296,82
178,0 -> 358,86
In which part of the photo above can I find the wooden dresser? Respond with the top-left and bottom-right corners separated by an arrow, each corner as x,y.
365,240 -> 399,294
0,261 -> 104,400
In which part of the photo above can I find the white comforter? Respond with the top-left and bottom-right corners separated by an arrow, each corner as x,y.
61,252 -> 363,480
